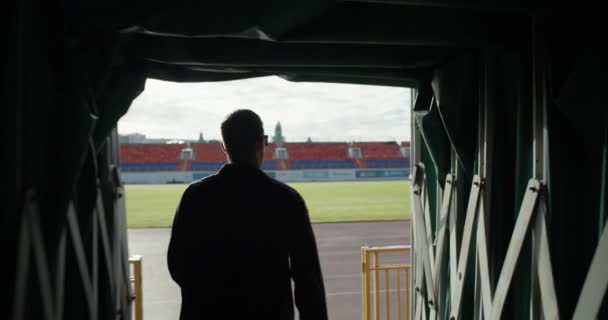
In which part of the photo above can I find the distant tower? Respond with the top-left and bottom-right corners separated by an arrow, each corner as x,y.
180,141 -> 195,172
273,122 -> 285,145
198,132 -> 205,143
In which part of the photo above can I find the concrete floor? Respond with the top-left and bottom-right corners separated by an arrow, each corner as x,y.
128,221 -> 411,320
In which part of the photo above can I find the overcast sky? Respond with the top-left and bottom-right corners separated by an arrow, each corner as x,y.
118,76 -> 412,142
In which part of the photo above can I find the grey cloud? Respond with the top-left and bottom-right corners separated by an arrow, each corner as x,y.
119,77 -> 412,141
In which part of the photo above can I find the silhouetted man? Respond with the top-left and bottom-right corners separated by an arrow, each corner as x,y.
168,109 -> 327,320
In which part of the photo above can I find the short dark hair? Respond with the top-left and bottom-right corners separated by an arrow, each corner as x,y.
221,109 -> 264,162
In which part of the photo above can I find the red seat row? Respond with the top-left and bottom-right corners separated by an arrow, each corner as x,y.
278,142 -> 350,160
353,142 -> 401,160
120,142 -> 406,163
120,144 -> 183,163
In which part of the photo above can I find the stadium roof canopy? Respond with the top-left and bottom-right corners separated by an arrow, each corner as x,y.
68,0 -> 552,87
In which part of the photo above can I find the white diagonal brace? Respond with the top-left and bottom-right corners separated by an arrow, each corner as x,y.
434,174 -> 454,311
67,202 -> 95,317
428,306 -> 436,320
412,166 -> 424,295
476,194 -> 493,320
451,175 -> 483,320
535,198 -> 559,320
27,196 -> 55,320
491,179 -> 541,319
96,189 -> 115,291
571,219 -> 608,320
434,174 -> 453,283
114,185 -> 130,306
414,207 -> 424,294
412,164 -> 436,307
413,185 -> 436,304
473,256 -> 483,320
415,292 -> 423,320
12,201 -> 32,320
449,185 -> 459,304
55,227 -> 67,320
424,183 -> 436,277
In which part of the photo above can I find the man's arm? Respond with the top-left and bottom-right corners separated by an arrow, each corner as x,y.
167,186 -> 195,286
288,196 -> 328,320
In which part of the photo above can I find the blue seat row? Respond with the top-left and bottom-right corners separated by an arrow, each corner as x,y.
190,161 -> 225,171
262,160 -> 278,170
190,161 -> 278,171
366,159 -> 409,168
290,159 -> 355,169
120,162 -> 178,171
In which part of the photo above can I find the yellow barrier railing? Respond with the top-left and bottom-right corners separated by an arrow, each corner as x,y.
361,245 -> 411,320
129,256 -> 143,320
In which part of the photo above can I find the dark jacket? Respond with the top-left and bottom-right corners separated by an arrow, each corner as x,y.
168,164 -> 327,320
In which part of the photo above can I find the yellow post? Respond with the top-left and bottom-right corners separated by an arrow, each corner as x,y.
397,269 -> 402,320
385,269 -> 390,320
405,267 -> 410,320
373,251 -> 380,320
130,256 -> 143,320
361,247 -> 369,320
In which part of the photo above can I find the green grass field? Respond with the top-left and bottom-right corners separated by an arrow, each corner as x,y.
126,180 -> 411,228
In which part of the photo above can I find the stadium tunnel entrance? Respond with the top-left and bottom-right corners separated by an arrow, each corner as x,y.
118,78 -> 413,186
119,78 -> 415,319
10,1 -> 608,320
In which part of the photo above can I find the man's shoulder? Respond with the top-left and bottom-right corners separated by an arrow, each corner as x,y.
265,176 -> 304,203
184,173 -> 221,195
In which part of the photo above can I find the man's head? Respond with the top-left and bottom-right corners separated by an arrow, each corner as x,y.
221,109 -> 267,167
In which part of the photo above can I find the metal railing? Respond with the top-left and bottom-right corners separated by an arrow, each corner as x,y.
361,245 -> 411,320
129,256 -> 143,320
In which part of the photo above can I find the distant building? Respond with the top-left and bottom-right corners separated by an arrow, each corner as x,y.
119,132 -> 207,144
119,133 -> 146,144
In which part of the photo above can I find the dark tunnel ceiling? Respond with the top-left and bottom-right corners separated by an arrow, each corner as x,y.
69,0 -> 550,86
